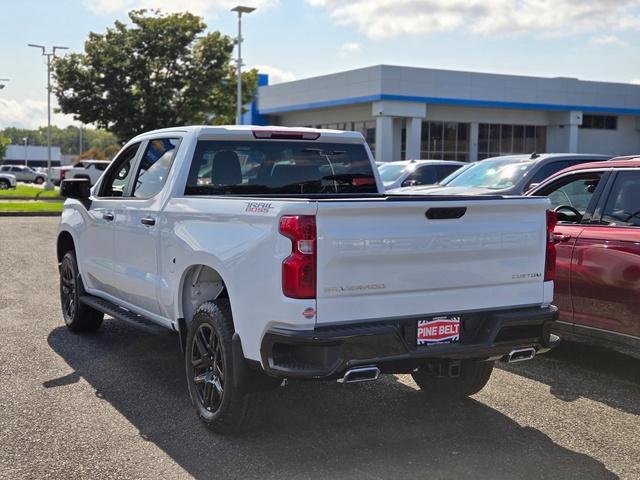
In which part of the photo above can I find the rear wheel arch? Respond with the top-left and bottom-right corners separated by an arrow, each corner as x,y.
180,264 -> 229,326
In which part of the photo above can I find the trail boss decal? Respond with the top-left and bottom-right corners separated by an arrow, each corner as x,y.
417,316 -> 461,345
245,202 -> 273,214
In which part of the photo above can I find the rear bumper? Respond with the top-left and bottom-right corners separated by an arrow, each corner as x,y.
261,305 -> 559,379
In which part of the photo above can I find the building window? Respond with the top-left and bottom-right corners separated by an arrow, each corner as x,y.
420,121 -> 469,161
580,115 -> 617,130
478,123 -> 546,160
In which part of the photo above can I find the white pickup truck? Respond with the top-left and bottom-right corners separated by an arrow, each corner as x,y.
57,126 -> 558,432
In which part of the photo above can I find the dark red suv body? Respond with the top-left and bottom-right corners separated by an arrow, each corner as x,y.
528,158 -> 640,356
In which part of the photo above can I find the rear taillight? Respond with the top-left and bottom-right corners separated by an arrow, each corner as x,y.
545,210 -> 558,282
279,215 -> 316,299
60,169 -> 66,180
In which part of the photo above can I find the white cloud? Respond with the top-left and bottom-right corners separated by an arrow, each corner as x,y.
307,0 -> 640,39
0,98 -> 77,130
253,64 -> 296,84
632,78 -> 640,84
591,34 -> 629,46
339,42 -> 361,57
84,0 -> 277,16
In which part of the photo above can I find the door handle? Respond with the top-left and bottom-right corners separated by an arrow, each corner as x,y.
141,217 -> 156,226
554,233 -> 572,243
102,212 -> 114,221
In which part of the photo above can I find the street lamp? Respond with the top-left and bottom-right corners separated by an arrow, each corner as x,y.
231,5 -> 255,125
28,44 -> 69,190
22,137 -> 28,168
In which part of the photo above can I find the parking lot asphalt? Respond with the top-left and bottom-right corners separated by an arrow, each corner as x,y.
1,217 -> 638,480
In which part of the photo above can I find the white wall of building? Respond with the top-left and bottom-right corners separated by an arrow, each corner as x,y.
578,116 -> 640,156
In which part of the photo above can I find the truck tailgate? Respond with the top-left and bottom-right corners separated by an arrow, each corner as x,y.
315,197 -> 550,325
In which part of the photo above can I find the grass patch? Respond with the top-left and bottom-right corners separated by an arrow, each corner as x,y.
0,184 -> 61,198
0,201 -> 63,213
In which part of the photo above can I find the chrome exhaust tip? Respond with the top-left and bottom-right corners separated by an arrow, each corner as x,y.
339,366 -> 381,384
503,347 -> 537,363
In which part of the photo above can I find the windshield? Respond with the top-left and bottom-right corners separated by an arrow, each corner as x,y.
185,141 -> 377,195
444,158 -> 534,189
378,163 -> 410,184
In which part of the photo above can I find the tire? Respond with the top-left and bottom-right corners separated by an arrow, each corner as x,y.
35,176 -> 44,184
411,359 -> 494,400
0,179 -> 9,190
185,300 -> 261,433
59,251 -> 103,332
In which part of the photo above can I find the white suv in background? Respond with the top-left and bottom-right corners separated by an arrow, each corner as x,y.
0,172 -> 17,190
65,160 -> 111,186
0,165 -> 47,184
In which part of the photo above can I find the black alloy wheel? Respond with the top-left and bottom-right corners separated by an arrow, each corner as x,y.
190,323 -> 225,414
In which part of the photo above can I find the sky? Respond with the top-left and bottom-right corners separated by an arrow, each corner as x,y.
1,0 -> 640,129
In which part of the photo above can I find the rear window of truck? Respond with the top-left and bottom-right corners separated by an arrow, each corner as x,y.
184,141 -> 377,195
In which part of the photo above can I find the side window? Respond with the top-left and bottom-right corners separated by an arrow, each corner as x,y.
11,167 -> 21,172
527,161 -> 570,187
95,163 -> 108,171
132,138 -> 180,198
99,143 -> 140,197
536,173 -> 602,223
436,164 -> 462,181
601,172 -> 640,227
403,166 -> 437,186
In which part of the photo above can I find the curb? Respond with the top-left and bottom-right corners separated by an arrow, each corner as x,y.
0,211 -> 62,217
2,196 -> 63,201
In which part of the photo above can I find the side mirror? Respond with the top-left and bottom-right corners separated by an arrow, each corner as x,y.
60,178 -> 91,199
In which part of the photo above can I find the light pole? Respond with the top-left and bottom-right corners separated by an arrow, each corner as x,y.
28,44 -> 68,190
231,6 -> 255,125
79,123 -> 83,156
22,137 -> 28,167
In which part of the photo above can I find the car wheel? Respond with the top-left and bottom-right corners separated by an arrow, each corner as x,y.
185,300 -> 262,433
411,359 -> 494,400
60,251 -> 103,332
35,176 -> 44,184
0,179 -> 9,190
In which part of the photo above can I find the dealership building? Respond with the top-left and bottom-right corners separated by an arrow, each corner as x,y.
244,65 -> 640,162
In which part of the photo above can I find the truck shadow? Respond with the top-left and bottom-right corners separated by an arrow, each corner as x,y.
499,341 -> 640,416
46,322 -> 617,480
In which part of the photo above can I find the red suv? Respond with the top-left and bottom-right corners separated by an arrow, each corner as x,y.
528,158 -> 640,357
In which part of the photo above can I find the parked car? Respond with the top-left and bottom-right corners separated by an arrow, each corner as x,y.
0,172 -> 17,190
378,159 -> 465,190
57,126 -> 558,432
392,153 -> 612,196
0,165 -> 47,184
528,158 -> 640,357
65,160 -> 110,185
51,165 -> 75,186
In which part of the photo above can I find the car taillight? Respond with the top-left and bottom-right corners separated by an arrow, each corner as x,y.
545,210 -> 558,282
279,215 -> 316,299
60,169 -> 66,180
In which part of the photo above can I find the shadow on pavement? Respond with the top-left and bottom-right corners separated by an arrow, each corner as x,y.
500,341 -> 640,416
47,322 -> 617,480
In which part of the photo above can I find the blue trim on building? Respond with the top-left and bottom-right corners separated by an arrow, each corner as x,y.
258,93 -> 640,116
241,73 -> 270,126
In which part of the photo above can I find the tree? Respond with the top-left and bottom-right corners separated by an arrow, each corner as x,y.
0,133 -> 9,159
53,9 -> 257,141
0,126 -> 118,155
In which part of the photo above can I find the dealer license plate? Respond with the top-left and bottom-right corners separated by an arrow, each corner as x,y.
416,316 -> 461,346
